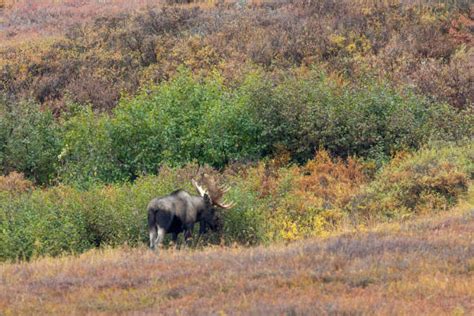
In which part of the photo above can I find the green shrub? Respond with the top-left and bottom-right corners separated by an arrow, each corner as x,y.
111,69 -> 263,171
353,143 -> 473,220
220,176 -> 271,245
0,98 -> 61,184
53,69 -> 472,187
2,69 -> 471,188
58,70 -> 264,184
0,189 -> 91,261
58,107 -> 119,186
252,71 -> 471,164
0,193 -> 35,261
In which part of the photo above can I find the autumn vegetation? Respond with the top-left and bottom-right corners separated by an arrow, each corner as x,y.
0,0 -> 473,313
1,194 -> 473,314
1,143 -> 472,261
1,0 -> 473,111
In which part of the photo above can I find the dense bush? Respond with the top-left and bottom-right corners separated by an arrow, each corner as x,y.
249,71 -> 473,163
110,70 -> 263,176
0,97 -> 61,184
1,69 -> 471,186
351,143 -> 473,220
2,145 -> 471,261
58,70 -> 263,184
0,188 -> 90,261
58,108 -> 118,185
54,69 -> 471,185
0,168 -> 183,261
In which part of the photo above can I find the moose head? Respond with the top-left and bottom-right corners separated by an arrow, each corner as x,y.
191,174 -> 235,232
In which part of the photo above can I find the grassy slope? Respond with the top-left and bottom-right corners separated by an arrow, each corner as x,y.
1,195 -> 473,315
0,0 -> 158,46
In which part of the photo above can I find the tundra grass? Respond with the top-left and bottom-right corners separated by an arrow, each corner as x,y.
1,193 -> 473,315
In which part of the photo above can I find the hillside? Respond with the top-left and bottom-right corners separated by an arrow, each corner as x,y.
1,0 -> 473,112
1,1 -> 473,314
1,198 -> 473,315
1,0 -> 473,185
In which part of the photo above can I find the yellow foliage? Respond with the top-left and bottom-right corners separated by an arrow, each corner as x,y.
361,7 -> 372,16
328,34 -> 346,48
280,220 -> 299,241
420,12 -> 437,25
345,43 -> 357,54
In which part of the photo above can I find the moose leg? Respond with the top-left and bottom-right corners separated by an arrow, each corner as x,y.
199,220 -> 207,235
196,220 -> 207,245
149,225 -> 157,249
183,224 -> 194,248
153,227 -> 166,249
184,230 -> 192,247
171,232 -> 179,249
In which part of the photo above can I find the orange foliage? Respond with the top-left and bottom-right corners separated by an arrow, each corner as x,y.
296,150 -> 367,212
449,14 -> 474,45
239,150 -> 371,240
0,172 -> 34,193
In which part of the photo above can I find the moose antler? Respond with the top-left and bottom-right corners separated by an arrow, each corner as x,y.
201,174 -> 235,209
214,199 -> 236,209
191,179 -> 207,197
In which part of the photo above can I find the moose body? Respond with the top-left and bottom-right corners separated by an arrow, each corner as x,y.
147,189 -> 219,249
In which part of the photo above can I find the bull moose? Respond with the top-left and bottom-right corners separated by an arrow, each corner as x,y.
147,175 -> 235,249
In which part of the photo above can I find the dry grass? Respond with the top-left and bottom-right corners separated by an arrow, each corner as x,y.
0,0 -> 159,47
1,198 -> 473,315
0,0 -> 230,46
